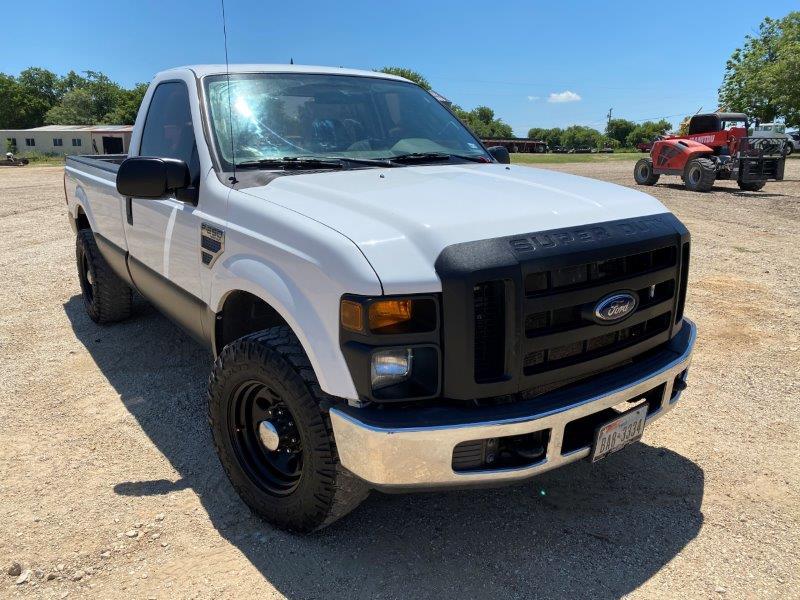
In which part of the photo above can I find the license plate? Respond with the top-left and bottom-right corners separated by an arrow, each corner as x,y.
591,405 -> 647,463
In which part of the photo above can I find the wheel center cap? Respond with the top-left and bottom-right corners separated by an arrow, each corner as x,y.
257,420 -> 280,452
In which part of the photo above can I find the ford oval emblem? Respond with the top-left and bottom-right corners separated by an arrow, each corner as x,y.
594,292 -> 638,323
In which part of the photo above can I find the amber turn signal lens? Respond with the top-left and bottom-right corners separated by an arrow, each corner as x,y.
340,300 -> 364,332
368,300 -> 413,331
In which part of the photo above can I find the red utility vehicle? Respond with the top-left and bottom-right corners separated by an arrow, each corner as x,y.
633,112 -> 785,192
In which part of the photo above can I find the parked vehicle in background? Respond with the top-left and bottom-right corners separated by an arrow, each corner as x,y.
750,122 -> 793,155
634,112 -> 785,192
64,64 -> 696,532
636,136 -> 664,153
788,131 -> 800,152
551,146 -> 569,153
2,152 -> 29,167
482,138 -> 548,153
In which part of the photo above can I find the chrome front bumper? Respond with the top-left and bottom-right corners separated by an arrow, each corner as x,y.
330,319 -> 696,490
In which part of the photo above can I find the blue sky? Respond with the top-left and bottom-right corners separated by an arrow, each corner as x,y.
4,1 -> 797,135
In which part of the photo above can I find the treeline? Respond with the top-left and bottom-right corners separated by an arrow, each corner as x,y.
0,67 -> 147,128
378,67 -> 513,138
528,118 -> 672,150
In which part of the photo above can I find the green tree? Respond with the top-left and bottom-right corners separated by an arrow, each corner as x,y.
561,125 -> 604,149
719,12 -> 800,127
605,118 -> 637,145
103,82 -> 148,124
45,88 -> 97,125
376,67 -> 431,90
452,105 -> 513,138
625,119 -> 672,147
17,67 -> 61,106
528,127 -> 564,147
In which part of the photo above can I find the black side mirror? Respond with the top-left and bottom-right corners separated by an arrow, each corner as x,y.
116,157 -> 192,200
486,145 -> 510,164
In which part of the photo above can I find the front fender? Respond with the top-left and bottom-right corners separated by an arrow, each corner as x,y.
211,257 -> 364,401
652,139 -> 713,173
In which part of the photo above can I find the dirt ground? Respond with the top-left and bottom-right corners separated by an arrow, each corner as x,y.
1,161 -> 798,600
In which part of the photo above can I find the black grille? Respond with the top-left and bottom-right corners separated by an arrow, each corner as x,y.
524,311 -> 672,375
473,244 -> 680,391
473,281 -> 506,381
524,246 -> 676,296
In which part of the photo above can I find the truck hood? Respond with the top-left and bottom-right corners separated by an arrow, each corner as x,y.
240,163 -> 670,294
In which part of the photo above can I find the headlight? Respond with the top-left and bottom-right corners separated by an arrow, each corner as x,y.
339,294 -> 441,401
340,297 -> 437,334
370,348 -> 413,390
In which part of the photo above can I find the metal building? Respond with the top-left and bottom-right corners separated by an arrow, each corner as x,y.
1,125 -> 133,156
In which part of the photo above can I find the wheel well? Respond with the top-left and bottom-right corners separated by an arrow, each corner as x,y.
215,291 -> 289,354
75,207 -> 90,231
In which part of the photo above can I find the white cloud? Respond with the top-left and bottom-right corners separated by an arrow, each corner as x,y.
527,95 -> 540,101
547,90 -> 581,103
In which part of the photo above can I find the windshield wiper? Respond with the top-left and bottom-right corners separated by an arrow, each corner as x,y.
235,157 -> 345,170
235,155 -> 396,170
383,152 -> 489,164
308,155 -> 396,168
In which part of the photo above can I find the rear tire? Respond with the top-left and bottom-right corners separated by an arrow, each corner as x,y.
683,157 -> 716,192
207,326 -> 369,533
76,229 -> 132,323
634,158 -> 659,185
738,180 -> 766,192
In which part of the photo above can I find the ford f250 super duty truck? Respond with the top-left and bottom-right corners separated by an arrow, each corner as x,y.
64,65 -> 695,532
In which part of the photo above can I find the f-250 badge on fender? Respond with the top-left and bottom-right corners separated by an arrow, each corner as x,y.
201,223 -> 224,267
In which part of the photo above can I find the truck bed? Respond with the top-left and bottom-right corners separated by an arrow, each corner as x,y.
66,154 -> 127,174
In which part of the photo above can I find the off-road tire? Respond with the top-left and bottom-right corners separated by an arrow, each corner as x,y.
207,326 -> 369,533
784,143 -> 793,156
634,158 -> 660,185
76,229 -> 132,323
683,157 -> 716,192
738,180 -> 767,192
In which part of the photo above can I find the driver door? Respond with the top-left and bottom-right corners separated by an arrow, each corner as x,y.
123,81 -> 205,340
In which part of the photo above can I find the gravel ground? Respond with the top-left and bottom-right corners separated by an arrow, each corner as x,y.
0,161 -> 798,599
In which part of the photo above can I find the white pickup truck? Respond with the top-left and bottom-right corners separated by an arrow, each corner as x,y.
64,64 -> 695,532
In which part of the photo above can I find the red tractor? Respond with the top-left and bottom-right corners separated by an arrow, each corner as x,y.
633,112 -> 786,192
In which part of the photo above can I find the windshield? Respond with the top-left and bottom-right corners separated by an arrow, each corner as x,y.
721,119 -> 748,131
204,73 -> 489,168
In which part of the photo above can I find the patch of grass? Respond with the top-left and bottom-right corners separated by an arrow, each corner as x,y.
510,152 -> 644,164
13,151 -> 66,166
733,246 -> 759,254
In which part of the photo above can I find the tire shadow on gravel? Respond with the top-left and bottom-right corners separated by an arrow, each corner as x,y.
65,294 -> 705,600
657,182 -> 790,198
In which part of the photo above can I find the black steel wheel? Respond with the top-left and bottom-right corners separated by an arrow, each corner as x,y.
228,379 -> 304,496
208,326 -> 369,532
75,229 -> 132,323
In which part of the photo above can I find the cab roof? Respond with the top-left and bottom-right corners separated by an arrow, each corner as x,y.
159,64 -> 411,84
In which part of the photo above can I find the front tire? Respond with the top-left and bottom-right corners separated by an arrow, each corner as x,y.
634,158 -> 660,185
207,326 -> 369,532
76,229 -> 132,323
738,180 -> 766,192
683,157 -> 716,192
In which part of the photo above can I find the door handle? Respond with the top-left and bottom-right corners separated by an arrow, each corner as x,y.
126,197 -> 133,225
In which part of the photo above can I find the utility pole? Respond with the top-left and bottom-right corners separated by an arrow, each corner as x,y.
606,107 -> 613,133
